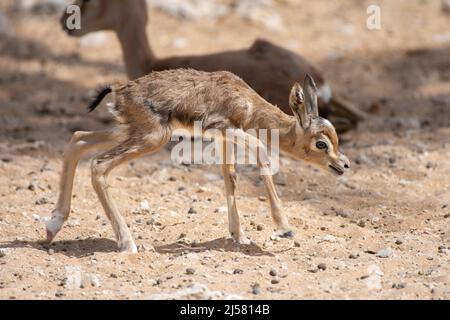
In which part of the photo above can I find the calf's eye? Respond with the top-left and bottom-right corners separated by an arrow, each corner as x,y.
316,141 -> 328,150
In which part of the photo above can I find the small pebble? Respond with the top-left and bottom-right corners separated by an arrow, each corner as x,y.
256,225 -> 264,231
47,249 -> 54,255
186,268 -> 196,275
294,241 -> 301,247
233,269 -> 243,275
251,283 -> 261,295
187,208 -> 197,214
392,283 -> 406,289
35,197 -> 49,205
258,196 -> 267,201
395,239 -> 403,245
271,278 -> 280,284
269,268 -> 277,277
110,273 -> 118,278
90,275 -> 101,287
349,253 -> 359,259
318,263 -> 327,271
377,248 -> 393,258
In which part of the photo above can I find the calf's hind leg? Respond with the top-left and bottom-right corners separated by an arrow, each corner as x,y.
46,130 -> 116,243
91,131 -> 170,253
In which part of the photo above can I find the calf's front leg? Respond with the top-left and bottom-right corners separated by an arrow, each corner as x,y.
221,162 -> 251,244
231,130 -> 293,238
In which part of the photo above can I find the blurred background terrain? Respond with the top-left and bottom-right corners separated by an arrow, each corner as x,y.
0,0 -> 449,299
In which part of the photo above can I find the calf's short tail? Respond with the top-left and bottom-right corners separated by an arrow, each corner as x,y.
88,85 -> 113,112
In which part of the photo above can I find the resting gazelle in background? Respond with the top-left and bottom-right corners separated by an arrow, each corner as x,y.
61,0 -> 367,132
46,70 -> 350,253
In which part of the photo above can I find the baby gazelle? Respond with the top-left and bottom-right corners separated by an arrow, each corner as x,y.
46,69 -> 350,253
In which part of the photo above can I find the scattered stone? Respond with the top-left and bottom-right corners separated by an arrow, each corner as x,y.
357,220 -> 366,228
63,266 -> 82,289
269,268 -> 277,277
148,283 -> 243,300
256,224 -> 264,231
110,273 -> 118,278
318,263 -> 327,271
233,268 -> 243,275
365,265 -> 384,290
425,161 -> 437,169
321,234 -> 337,243
40,163 -> 52,172
251,283 -> 261,295
271,278 -> 280,284
412,142 -> 427,154
334,208 -> 349,218
27,183 -> 36,191
187,207 -> 197,214
178,186 -> 186,191
89,275 -> 101,287
376,247 -> 393,258
55,292 -> 65,297
139,200 -> 150,212
294,241 -> 301,247
186,268 -> 196,275
215,206 -> 227,214
365,249 -> 377,255
258,196 -> 267,201
138,244 -> 154,252
392,283 -> 406,289
395,239 -> 403,245
349,253 -> 359,259
355,154 -> 370,165
35,197 -> 49,205
47,249 -> 54,255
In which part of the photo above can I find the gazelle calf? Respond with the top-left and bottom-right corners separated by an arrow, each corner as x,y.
46,69 -> 350,253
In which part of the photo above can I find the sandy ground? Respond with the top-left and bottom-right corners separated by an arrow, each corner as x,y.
0,0 -> 449,299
